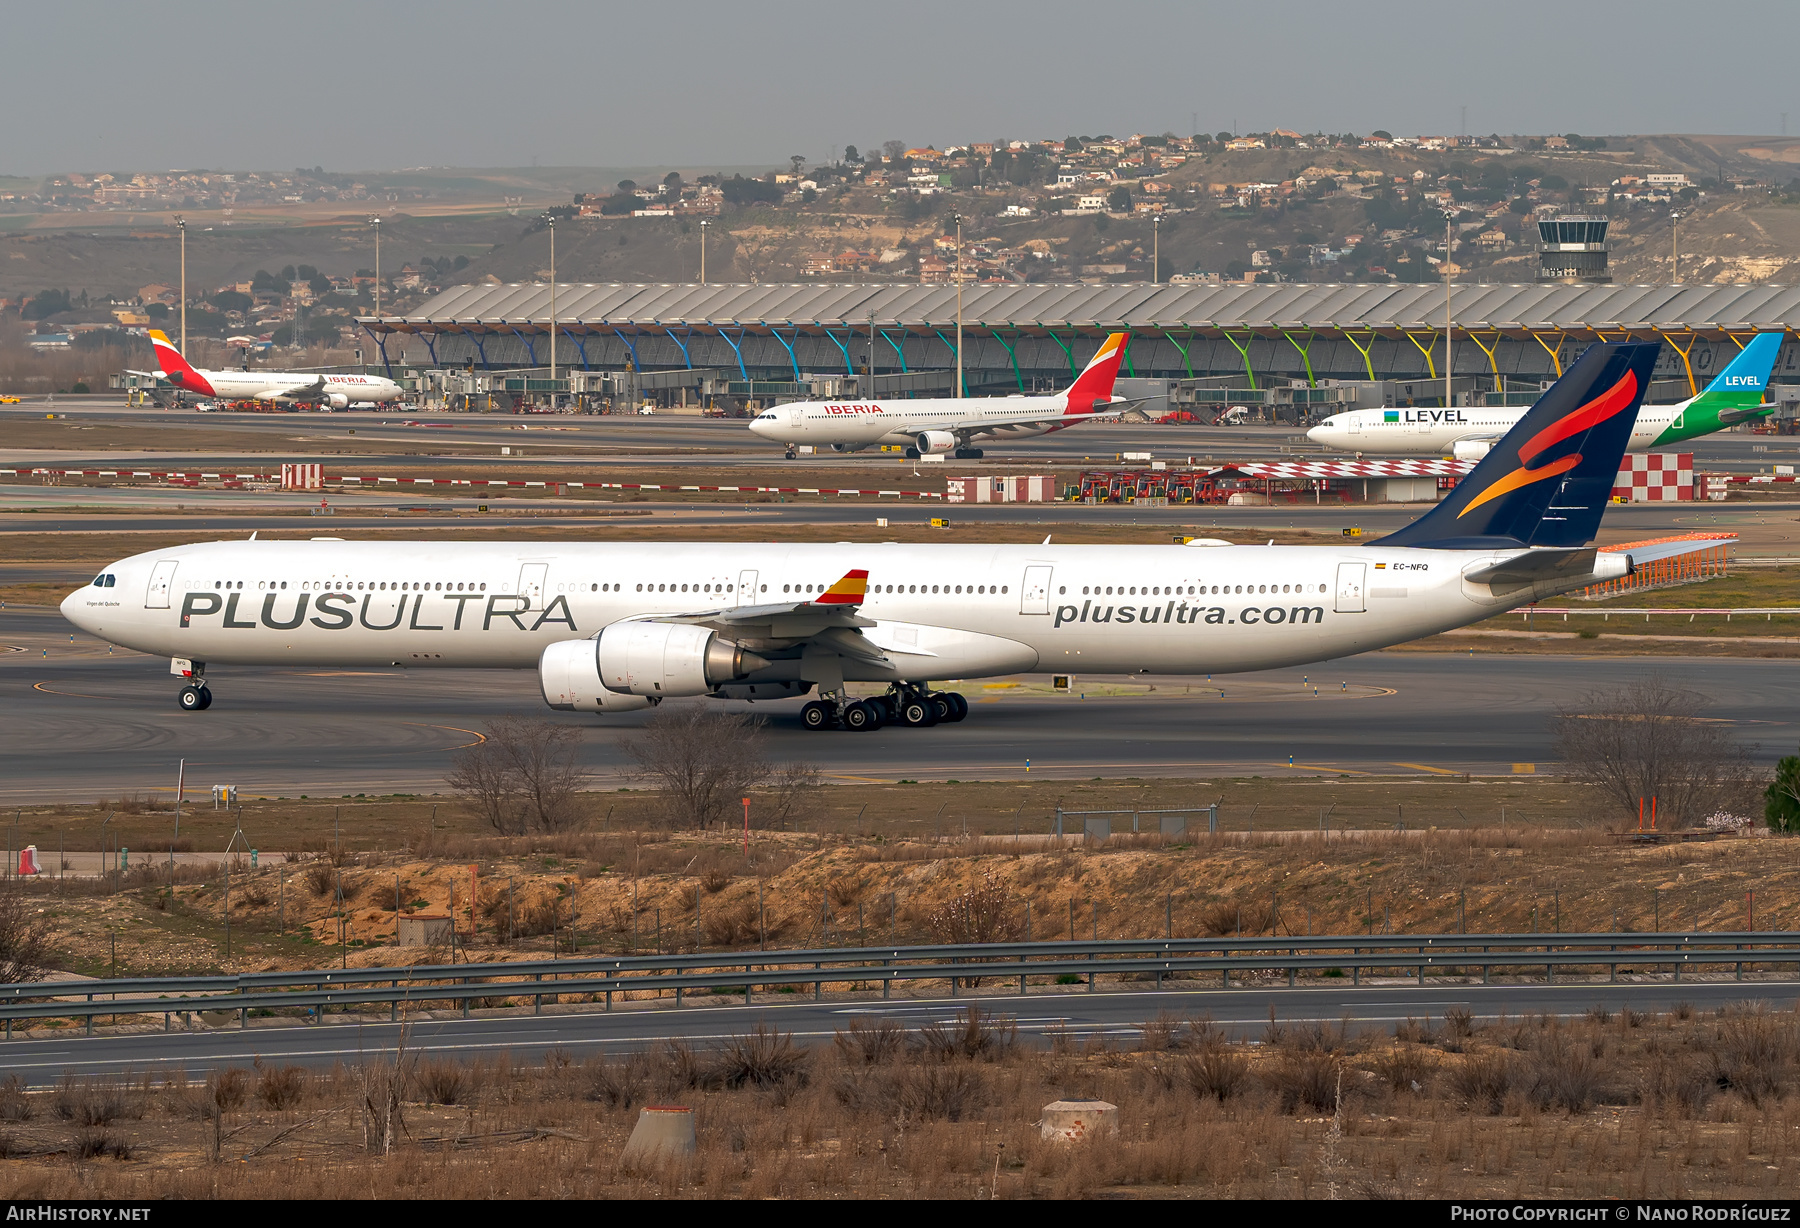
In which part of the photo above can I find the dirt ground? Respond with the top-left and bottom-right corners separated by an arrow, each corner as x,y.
9,774 -> 1789,980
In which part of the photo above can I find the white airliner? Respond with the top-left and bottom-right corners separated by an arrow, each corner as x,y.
127,330 -> 404,408
1307,332 -> 1782,460
747,332 -> 1135,458
63,343 -> 1661,730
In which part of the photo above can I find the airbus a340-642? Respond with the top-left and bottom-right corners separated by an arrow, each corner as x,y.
1308,331 -> 1781,459
127,330 -> 403,409
66,343 -> 1662,733
747,332 -> 1136,458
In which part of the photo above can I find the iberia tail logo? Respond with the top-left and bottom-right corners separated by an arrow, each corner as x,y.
147,329 -> 216,396
1456,370 -> 1639,518
813,570 -> 869,605
1064,331 -> 1131,414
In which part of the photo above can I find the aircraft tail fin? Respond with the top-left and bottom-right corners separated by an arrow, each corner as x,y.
1062,332 -> 1131,414
147,329 -> 200,381
1698,330 -> 1781,399
1378,341 -> 1661,549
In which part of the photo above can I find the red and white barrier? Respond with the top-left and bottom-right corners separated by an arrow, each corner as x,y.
945,474 -> 1056,504
0,468 -> 943,499
18,845 -> 40,876
1612,452 -> 1693,502
281,463 -> 322,491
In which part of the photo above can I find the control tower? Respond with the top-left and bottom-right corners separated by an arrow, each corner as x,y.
1536,215 -> 1611,283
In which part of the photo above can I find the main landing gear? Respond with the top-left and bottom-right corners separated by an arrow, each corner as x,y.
799,683 -> 968,732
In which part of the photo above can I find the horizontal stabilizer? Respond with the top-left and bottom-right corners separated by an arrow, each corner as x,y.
1462,547 -> 1600,586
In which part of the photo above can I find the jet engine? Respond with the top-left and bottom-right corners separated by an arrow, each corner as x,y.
1452,439 -> 1493,462
324,394 -> 351,410
539,638 -> 656,713
596,621 -> 768,697
915,431 -> 957,455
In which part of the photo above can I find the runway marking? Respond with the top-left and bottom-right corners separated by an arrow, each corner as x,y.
32,681 -> 111,700
286,671 -> 400,677
1285,764 -> 1375,775
407,722 -> 486,750
1393,762 -> 1459,776
824,774 -> 891,783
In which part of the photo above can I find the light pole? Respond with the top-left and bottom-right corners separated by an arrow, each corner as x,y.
953,213 -> 963,398
699,218 -> 709,285
546,213 -> 557,404
175,216 -> 186,356
1670,211 -> 1681,283
369,216 -> 382,322
1152,213 -> 1161,285
1443,209 -> 1456,410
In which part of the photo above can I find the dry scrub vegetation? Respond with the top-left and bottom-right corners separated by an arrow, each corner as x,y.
4,1005 -> 1800,1198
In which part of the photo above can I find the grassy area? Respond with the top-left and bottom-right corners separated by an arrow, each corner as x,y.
0,998 -> 1797,1197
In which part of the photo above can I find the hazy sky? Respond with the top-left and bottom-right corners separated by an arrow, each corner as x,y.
12,0 -> 1797,174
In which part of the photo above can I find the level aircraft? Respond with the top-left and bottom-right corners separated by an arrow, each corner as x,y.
64,342 -> 1660,730
127,330 -> 403,408
747,332 -> 1136,458
1306,331 -> 1781,458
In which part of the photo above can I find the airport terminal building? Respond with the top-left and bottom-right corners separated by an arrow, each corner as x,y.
361,281 -> 1800,417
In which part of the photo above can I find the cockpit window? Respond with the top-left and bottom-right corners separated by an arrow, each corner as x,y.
92,574 -> 115,588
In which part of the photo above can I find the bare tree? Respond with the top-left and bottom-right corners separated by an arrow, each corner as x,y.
760,759 -> 824,832
446,716 -> 586,835
624,705 -> 817,830
0,883 -> 50,983
1554,676 -> 1762,830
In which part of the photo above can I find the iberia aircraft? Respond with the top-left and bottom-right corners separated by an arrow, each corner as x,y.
65,343 -> 1660,729
127,330 -> 404,408
1307,331 -> 1781,459
748,332 -> 1137,458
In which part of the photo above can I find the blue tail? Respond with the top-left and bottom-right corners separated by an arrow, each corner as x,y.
1379,341 -> 1661,550
1704,330 -> 1781,395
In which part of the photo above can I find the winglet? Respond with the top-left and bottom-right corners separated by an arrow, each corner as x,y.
814,569 -> 869,605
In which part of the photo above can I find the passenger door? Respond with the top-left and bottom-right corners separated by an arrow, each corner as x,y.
145,560 -> 178,609
1334,562 -> 1366,613
736,569 -> 759,607
1020,565 -> 1053,615
517,562 -> 548,610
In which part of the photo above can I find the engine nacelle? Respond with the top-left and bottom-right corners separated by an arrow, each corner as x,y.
597,621 -> 767,697
1452,438 -> 1493,462
538,638 -> 656,713
915,430 -> 957,455
323,393 -> 350,410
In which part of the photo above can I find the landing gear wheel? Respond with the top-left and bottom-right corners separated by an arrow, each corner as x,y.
942,692 -> 968,721
843,700 -> 881,731
929,695 -> 954,723
899,697 -> 937,727
179,685 -> 204,712
800,700 -> 835,731
195,685 -> 213,711
953,447 -> 984,460
784,447 -> 797,459
903,447 -> 921,459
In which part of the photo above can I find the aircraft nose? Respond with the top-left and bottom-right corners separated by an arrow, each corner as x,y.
1306,423 -> 1331,444
60,586 -> 91,631
747,417 -> 771,438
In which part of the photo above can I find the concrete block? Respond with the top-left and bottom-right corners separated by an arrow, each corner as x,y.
1039,1098 -> 1118,1142
399,915 -> 454,946
622,1105 -> 696,1167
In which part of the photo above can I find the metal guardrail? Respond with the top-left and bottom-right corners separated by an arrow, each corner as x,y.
5,933 -> 1800,1035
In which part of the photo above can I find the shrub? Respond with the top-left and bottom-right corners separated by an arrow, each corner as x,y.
208,1068 -> 248,1113
834,1016 -> 903,1065
896,1065 -> 986,1121
415,1058 -> 468,1105
1182,1045 -> 1249,1101
54,1076 -> 138,1126
1373,1046 -> 1432,1094
0,1075 -> 32,1122
255,1064 -> 307,1110
1528,1034 -> 1605,1113
1448,1052 -> 1514,1114
709,1026 -> 809,1091
583,1053 -> 647,1108
1263,1051 -> 1340,1114
912,1006 -> 1016,1062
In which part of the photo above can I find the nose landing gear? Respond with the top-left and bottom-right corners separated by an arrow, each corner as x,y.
178,683 -> 213,711
173,658 -> 212,711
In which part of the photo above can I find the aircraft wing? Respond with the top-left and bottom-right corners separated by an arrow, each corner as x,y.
124,369 -> 167,381
636,569 -> 893,668
255,376 -> 327,401
968,401 -> 1140,439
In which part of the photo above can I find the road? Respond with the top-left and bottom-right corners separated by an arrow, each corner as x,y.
1,605 -> 1789,799
3,977 -> 1795,1083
